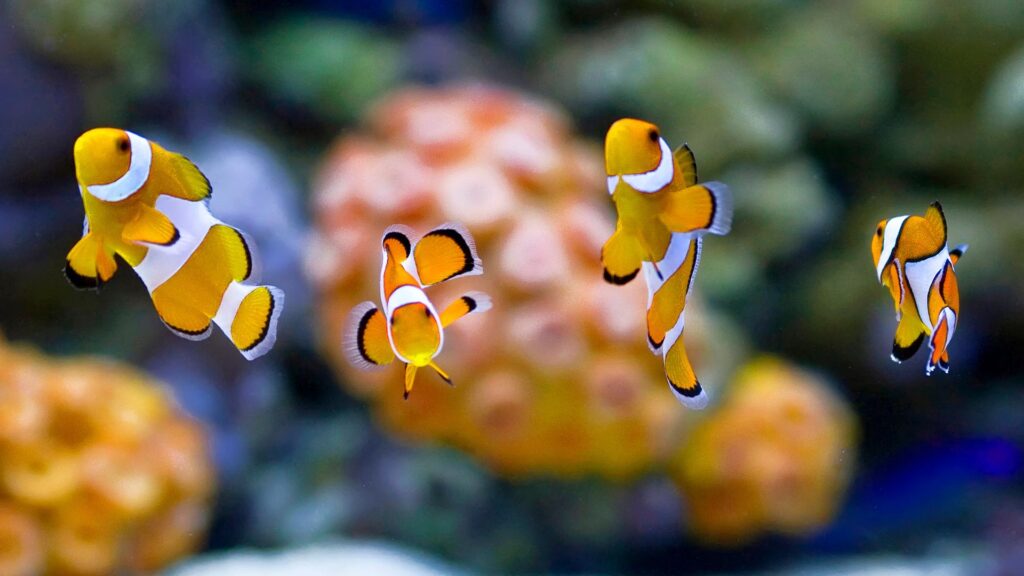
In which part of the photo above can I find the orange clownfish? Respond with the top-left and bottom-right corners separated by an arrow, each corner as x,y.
602,118 -> 734,409
66,128 -> 284,360
872,201 -> 967,375
344,224 -> 491,398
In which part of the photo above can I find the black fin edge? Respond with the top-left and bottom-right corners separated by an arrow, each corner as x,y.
63,261 -> 101,292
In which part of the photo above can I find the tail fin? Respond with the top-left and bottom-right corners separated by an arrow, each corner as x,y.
660,181 -> 732,236
949,244 -> 968,266
213,283 -> 284,360
663,335 -> 708,410
926,307 -> 956,375
601,228 -> 644,285
65,233 -> 118,290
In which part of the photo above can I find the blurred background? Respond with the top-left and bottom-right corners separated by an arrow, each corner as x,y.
1,0 -> 1023,574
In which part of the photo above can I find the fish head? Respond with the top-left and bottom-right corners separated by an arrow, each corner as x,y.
74,128 -> 134,189
389,302 -> 442,366
605,118 -> 664,177
871,218 -> 887,272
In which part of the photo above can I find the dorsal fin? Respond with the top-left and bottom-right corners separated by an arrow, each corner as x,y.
924,201 -> 947,247
673,143 -> 698,187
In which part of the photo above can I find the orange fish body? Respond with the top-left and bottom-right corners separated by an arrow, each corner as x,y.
601,118 -> 734,409
66,128 -> 283,360
346,224 -> 491,398
871,201 -> 966,374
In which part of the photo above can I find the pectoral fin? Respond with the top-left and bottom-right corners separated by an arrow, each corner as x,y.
949,244 -> 968,266
659,182 -> 732,236
122,205 -> 179,246
440,292 -> 492,327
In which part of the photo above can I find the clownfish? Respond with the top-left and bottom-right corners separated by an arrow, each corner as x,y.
66,128 -> 284,360
344,223 -> 492,398
872,201 -> 967,375
602,118 -> 734,409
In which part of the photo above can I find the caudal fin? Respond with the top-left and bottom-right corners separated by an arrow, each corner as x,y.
663,335 -> 708,409
213,283 -> 284,360
601,228 -> 644,285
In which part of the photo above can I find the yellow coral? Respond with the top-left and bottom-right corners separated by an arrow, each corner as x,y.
0,337 -> 214,574
670,356 -> 857,544
310,85 -> 744,478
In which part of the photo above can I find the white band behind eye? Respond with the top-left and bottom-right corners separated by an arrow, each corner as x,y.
86,131 -> 152,202
606,175 -> 619,195
622,137 -> 673,194
876,215 -> 908,281
384,284 -> 444,362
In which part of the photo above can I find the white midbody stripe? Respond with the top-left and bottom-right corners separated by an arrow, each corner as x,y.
384,284 -> 444,363
905,246 -> 949,332
132,195 -> 220,293
662,310 -> 686,358
621,137 -> 674,194
86,131 -> 152,202
642,232 -> 694,310
606,175 -> 619,195
877,215 -> 908,280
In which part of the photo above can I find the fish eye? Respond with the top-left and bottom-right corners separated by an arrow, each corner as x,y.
116,137 -> 130,153
648,129 -> 659,142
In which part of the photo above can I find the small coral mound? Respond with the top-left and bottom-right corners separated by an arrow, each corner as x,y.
0,337 -> 214,575
670,356 -> 856,545
309,85 -> 743,478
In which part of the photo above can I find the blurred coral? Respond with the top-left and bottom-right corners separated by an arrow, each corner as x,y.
670,356 -> 857,545
310,85 -> 746,478
0,336 -> 214,575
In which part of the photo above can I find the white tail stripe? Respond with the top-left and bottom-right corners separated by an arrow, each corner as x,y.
132,196 -> 219,292
86,131 -> 152,202
212,282 -> 257,334
905,246 -> 949,332
661,309 -> 687,358
877,215 -> 908,281
622,138 -> 674,193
